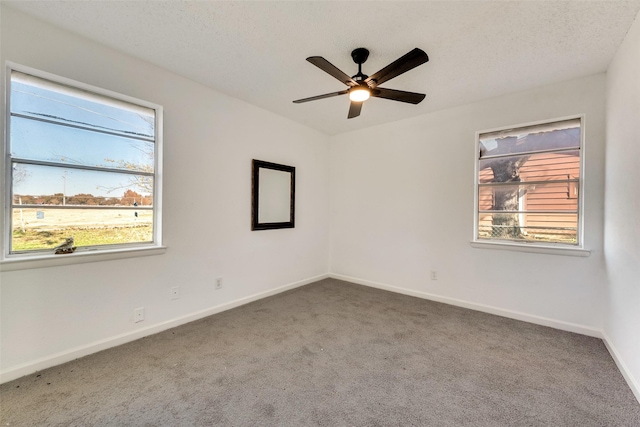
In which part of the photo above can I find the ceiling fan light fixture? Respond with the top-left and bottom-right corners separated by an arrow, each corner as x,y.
349,87 -> 370,102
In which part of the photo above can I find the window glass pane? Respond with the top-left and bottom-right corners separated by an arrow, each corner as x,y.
10,115 -> 154,172
478,182 -> 579,213
479,119 -> 580,158
479,150 -> 579,183
10,71 -> 154,140
11,208 -> 153,252
478,212 -> 577,244
12,163 -> 153,207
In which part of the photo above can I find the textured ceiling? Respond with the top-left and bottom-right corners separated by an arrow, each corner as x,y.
5,1 -> 640,135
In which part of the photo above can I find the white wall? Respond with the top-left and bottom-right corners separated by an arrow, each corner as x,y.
0,7 -> 330,381
604,12 -> 640,399
330,74 -> 606,331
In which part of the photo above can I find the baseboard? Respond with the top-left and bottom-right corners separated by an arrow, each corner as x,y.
329,273 -> 602,338
0,273 -> 329,384
602,331 -> 640,404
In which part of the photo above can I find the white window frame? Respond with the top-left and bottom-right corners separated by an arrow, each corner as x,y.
1,62 -> 165,271
471,115 -> 590,257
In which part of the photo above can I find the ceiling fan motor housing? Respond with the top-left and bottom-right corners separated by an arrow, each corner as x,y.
351,48 -> 370,65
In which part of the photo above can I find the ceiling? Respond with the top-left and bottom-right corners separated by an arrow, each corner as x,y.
5,1 -> 640,136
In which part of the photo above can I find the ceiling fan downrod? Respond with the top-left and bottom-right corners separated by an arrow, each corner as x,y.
351,48 -> 370,82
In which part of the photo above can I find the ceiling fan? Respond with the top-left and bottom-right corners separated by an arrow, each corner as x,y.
293,47 -> 429,119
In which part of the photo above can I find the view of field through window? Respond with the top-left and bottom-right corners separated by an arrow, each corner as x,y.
9,70 -> 156,253
477,118 -> 581,245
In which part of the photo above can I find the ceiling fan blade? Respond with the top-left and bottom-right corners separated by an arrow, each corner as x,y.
293,90 -> 348,103
307,57 -> 358,87
365,48 -> 429,87
348,101 -> 362,119
371,88 -> 426,104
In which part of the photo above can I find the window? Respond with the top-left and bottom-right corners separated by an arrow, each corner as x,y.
474,117 -> 583,247
3,64 -> 162,259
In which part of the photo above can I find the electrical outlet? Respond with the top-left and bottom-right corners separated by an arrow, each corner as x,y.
171,286 -> 180,300
430,271 -> 438,280
215,277 -> 223,290
134,307 -> 145,323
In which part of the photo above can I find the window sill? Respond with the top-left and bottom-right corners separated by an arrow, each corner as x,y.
470,241 -> 590,257
0,246 -> 167,272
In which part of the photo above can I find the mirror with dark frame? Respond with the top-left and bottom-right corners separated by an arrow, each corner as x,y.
252,159 -> 295,231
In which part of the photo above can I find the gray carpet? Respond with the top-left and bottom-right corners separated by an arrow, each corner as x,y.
1,279 -> 639,426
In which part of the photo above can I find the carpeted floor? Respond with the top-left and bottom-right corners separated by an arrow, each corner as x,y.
1,278 -> 639,426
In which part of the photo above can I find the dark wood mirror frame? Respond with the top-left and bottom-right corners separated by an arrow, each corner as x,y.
252,159 -> 295,231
